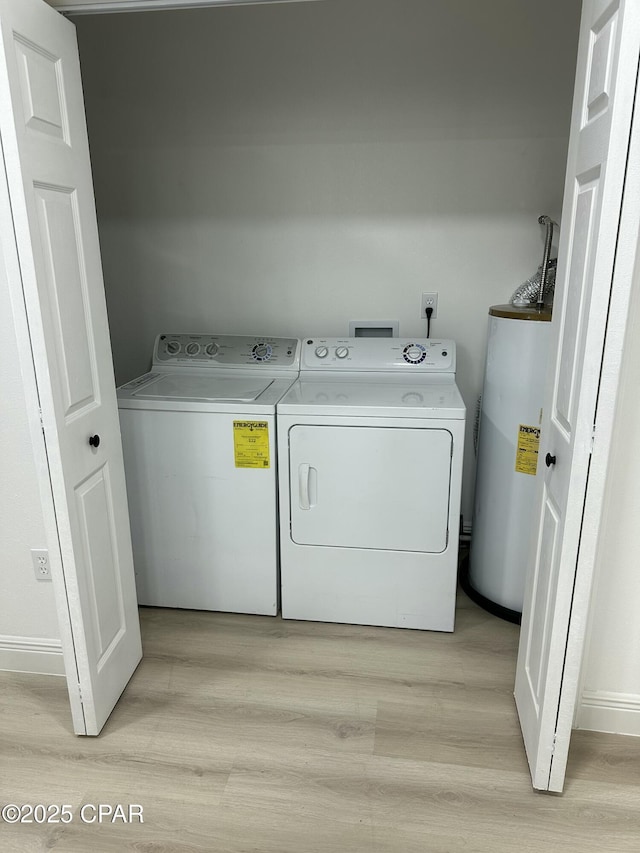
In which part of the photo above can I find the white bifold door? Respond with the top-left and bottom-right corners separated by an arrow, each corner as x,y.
0,0 -> 141,734
514,0 -> 640,792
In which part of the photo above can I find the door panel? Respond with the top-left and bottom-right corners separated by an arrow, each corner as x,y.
515,0 -> 640,791
289,425 -> 452,553
555,178 -> 598,429
76,465 -> 126,661
0,0 -> 141,735
14,35 -> 68,140
524,491 -> 560,704
34,185 -> 99,415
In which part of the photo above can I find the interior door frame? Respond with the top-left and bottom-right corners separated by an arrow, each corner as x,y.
48,0 -> 322,15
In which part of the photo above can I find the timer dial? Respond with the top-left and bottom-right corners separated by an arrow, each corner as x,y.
402,343 -> 426,364
166,340 -> 181,355
253,342 -> 273,361
335,346 -> 349,359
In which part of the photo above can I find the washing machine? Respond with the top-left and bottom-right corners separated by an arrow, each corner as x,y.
117,333 -> 300,615
277,337 -> 466,631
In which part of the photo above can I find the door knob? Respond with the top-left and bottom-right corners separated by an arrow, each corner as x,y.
89,434 -> 101,448
545,452 -> 556,467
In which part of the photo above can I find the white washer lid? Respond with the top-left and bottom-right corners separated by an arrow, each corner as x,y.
128,373 -> 275,403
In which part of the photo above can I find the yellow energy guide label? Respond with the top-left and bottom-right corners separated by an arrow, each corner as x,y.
233,421 -> 270,469
515,424 -> 541,476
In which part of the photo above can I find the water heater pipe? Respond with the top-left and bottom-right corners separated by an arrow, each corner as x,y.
537,215 -> 557,309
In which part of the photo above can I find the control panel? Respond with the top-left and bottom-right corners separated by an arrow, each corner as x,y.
153,334 -> 300,368
301,338 -> 456,372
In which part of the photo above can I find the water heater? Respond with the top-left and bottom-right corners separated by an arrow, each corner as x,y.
468,304 -> 552,620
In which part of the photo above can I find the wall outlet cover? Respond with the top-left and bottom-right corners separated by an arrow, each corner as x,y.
420,292 -> 439,319
31,549 -> 51,581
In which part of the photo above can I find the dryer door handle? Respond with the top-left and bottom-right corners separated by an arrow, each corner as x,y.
299,463 -> 311,510
298,463 -> 317,510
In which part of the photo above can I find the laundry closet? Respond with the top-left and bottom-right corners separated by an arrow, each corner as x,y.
4,0 -> 640,788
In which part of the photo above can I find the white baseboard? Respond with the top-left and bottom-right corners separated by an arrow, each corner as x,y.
577,690 -> 640,737
0,635 -> 65,676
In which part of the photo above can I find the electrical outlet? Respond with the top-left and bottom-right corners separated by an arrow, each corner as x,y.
31,549 -> 51,581
421,292 -> 438,319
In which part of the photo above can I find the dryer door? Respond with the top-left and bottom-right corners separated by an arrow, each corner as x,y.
289,425 -> 452,553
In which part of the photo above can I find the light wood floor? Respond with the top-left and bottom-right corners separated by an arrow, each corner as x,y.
1,590 -> 639,852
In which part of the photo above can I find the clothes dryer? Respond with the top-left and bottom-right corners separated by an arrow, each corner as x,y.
117,333 -> 300,615
277,337 -> 465,631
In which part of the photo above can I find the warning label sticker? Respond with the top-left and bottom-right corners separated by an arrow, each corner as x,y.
515,424 -> 541,476
233,421 -> 270,469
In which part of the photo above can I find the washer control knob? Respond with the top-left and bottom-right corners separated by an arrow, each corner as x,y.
335,346 -> 349,359
205,342 -> 219,357
166,340 -> 181,355
185,342 -> 200,356
402,343 -> 426,364
253,343 -> 273,361
315,346 -> 329,359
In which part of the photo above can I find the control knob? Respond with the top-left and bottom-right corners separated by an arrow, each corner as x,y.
166,340 -> 181,355
315,346 -> 329,359
402,343 -> 426,364
335,346 -> 349,359
252,343 -> 273,362
205,342 -> 219,357
185,342 -> 200,356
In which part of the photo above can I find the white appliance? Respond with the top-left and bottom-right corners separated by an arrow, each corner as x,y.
277,337 -> 466,631
469,305 -> 552,616
117,333 -> 300,615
